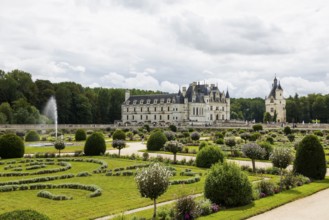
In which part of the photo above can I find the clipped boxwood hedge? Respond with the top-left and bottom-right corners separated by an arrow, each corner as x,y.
84,132 -> 106,156
0,210 -> 50,220
25,130 -> 40,142
0,134 -> 25,159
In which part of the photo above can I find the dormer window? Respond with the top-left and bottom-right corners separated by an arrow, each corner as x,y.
126,100 -> 130,105
167,99 -> 171,103
133,100 -> 137,105
140,99 -> 144,104
154,99 -> 158,104
160,98 -> 164,103
172,98 -> 176,103
147,99 -> 150,104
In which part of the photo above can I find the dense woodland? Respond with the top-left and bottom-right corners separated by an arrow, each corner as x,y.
0,69 -> 329,124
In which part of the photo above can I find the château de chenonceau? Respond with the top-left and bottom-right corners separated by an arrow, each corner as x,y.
121,82 -> 231,126
122,77 -> 286,126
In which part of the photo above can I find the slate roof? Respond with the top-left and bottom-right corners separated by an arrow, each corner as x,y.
268,77 -> 283,98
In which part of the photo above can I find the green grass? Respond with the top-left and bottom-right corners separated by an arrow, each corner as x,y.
126,178 -> 329,220
0,157 -> 206,220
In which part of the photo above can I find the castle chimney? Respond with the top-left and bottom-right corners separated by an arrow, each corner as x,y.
125,89 -> 130,101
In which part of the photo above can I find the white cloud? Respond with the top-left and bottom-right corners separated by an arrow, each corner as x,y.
0,0 -> 329,98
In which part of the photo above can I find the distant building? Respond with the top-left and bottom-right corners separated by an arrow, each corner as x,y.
265,77 -> 286,122
121,82 -> 230,126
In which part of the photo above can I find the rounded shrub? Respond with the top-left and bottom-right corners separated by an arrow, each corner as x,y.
75,129 -> 87,141
249,132 -> 261,141
0,210 -> 50,220
84,132 -> 106,156
147,131 -> 168,151
199,141 -> 208,150
293,135 -> 326,180
283,126 -> 292,135
196,146 -> 224,168
112,129 -> 126,140
204,162 -> 253,207
214,132 -> 224,139
215,138 -> 224,145
0,134 -> 25,158
25,130 -> 40,142
287,134 -> 295,142
252,124 -> 263,132
169,124 -> 177,132
190,132 -> 200,141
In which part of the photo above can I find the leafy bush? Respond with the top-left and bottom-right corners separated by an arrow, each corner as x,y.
266,136 -> 274,144
147,131 -> 168,151
204,162 -> 253,207
258,141 -> 273,160
142,152 -> 149,161
250,132 -> 261,141
169,124 -> 177,132
84,132 -> 106,156
287,134 -> 295,142
75,129 -> 87,141
175,195 -> 199,219
196,146 -> 224,168
199,141 -> 208,150
0,210 -> 50,220
112,129 -> 126,140
214,132 -> 224,139
240,133 -> 251,143
293,135 -> 326,180
256,180 -> 276,196
283,126 -> 292,135
252,124 -> 263,132
313,130 -> 323,137
215,138 -> 224,145
0,134 -> 25,159
25,130 -> 40,142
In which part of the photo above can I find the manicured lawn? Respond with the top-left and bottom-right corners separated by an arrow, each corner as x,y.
0,157 -> 206,220
126,178 -> 329,220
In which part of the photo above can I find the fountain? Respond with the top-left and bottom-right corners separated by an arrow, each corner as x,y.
43,96 -> 58,139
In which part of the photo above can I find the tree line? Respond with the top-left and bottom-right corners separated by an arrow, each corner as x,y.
0,69 -> 160,124
1,69 -> 329,124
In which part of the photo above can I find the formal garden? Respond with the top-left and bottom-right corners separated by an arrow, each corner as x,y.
0,124 -> 328,220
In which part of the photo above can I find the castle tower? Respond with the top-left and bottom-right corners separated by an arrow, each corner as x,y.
265,77 -> 286,122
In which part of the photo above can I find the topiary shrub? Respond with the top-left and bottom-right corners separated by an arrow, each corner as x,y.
164,131 -> 175,141
54,140 -> 65,157
75,129 -> 87,141
283,126 -> 292,135
266,136 -> 274,144
147,131 -> 168,151
252,124 -> 263,132
196,146 -> 224,168
313,130 -> 323,137
215,138 -> 224,145
0,210 -> 50,220
0,134 -> 25,158
84,132 -> 106,156
169,124 -> 177,132
25,130 -> 40,142
214,132 -> 224,139
204,162 -> 253,207
293,135 -> 326,180
249,132 -> 261,141
240,133 -> 251,143
190,132 -> 200,141
112,129 -> 126,140
199,141 -> 208,150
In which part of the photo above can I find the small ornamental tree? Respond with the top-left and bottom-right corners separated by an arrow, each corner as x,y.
0,134 -> 25,158
287,134 -> 295,142
135,163 -> 172,219
112,129 -> 126,140
293,135 -> 326,180
75,129 -> 87,141
240,133 -> 251,143
84,132 -> 106,156
196,146 -> 224,168
164,140 -> 183,163
112,139 -> 126,157
54,140 -> 65,157
224,138 -> 236,156
270,147 -> 294,190
25,130 -> 40,142
241,143 -> 265,172
263,112 -> 272,123
258,141 -> 273,160
204,162 -> 253,207
190,132 -> 200,141
147,131 -> 168,151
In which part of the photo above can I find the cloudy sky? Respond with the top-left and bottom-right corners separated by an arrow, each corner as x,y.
1,0 -> 329,98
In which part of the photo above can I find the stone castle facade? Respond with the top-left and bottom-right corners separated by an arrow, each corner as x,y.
265,77 -> 286,122
121,82 -> 230,126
